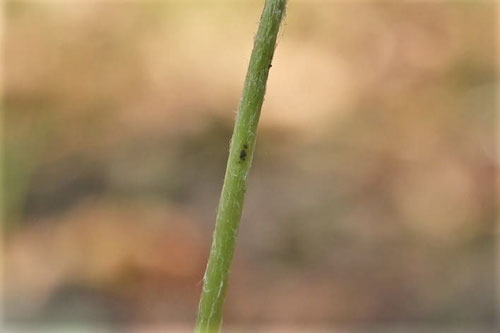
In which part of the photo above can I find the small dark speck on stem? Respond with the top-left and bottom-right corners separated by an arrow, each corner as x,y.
240,146 -> 248,162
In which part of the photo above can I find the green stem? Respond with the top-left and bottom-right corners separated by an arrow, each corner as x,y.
195,1 -> 287,332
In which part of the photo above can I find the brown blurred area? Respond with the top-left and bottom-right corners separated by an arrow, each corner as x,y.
2,0 -> 498,331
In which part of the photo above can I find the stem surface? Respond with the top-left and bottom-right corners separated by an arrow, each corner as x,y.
195,1 -> 287,332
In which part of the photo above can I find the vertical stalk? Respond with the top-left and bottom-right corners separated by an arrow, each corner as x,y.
195,0 -> 287,332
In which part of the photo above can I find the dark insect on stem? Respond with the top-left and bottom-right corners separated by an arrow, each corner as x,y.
240,144 -> 248,162
240,149 -> 247,161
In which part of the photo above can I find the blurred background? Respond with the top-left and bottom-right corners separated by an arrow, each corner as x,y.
2,0 -> 498,331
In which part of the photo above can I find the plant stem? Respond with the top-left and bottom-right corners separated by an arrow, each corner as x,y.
195,1 -> 287,332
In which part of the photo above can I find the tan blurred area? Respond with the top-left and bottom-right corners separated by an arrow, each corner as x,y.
2,0 -> 498,331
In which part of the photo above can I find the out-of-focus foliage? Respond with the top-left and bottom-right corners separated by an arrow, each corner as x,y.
3,1 -> 496,330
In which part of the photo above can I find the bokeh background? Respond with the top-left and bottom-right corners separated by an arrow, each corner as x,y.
2,0 -> 498,331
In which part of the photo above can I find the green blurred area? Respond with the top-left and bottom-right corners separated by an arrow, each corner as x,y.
2,0 -> 497,330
